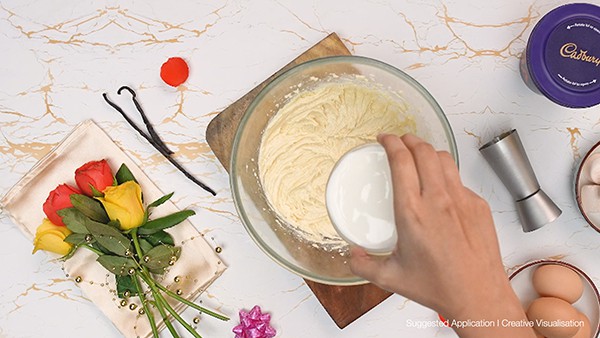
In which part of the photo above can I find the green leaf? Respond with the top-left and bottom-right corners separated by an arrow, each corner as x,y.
148,267 -> 168,275
147,192 -> 174,209
141,244 -> 181,272
141,230 -> 175,246
138,238 -> 154,255
84,219 -> 132,257
90,185 -> 104,197
116,163 -> 137,184
116,275 -> 139,298
71,194 -> 109,223
108,220 -> 121,229
90,242 -> 112,255
57,208 -> 89,233
97,255 -> 137,276
64,233 -> 94,245
137,210 -> 195,235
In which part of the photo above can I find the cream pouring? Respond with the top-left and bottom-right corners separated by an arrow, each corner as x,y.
325,143 -> 397,254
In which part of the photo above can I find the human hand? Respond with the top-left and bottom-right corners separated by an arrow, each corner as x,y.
349,134 -> 535,338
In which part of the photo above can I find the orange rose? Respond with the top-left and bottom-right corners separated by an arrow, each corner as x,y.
75,159 -> 114,196
43,184 -> 81,226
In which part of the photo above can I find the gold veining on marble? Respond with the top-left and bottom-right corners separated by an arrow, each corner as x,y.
2,4 -> 229,50
202,290 -> 226,313
396,298 -> 411,311
405,63 -> 426,70
0,138 -> 57,161
438,4 -> 538,59
8,279 -> 89,315
567,127 -> 582,160
547,254 -> 568,261
278,293 -> 312,320
340,3 -> 540,64
172,141 -> 215,160
198,206 -> 239,222
161,86 -> 211,125
274,1 -> 328,36
464,129 -> 483,147
282,283 -> 305,293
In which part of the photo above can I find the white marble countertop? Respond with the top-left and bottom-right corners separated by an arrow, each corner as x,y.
2,0 -> 600,337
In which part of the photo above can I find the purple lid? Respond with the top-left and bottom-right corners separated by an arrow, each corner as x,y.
526,3 -> 600,108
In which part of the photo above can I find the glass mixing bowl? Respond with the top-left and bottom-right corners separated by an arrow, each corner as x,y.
230,55 -> 457,285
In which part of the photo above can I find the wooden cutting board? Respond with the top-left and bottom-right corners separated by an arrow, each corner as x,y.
205,33 -> 392,329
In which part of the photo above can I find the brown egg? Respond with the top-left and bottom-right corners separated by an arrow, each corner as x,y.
533,264 -> 584,303
527,297 -> 580,338
572,312 -> 592,338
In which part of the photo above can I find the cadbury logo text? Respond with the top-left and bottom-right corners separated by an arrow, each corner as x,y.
560,43 -> 600,67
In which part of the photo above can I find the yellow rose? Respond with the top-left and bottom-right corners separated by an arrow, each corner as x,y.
33,218 -> 73,255
97,181 -> 145,230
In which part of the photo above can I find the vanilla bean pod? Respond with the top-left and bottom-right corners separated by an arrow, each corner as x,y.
116,86 -> 174,156
103,86 -> 217,196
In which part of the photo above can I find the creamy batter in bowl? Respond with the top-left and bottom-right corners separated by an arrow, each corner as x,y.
259,79 -> 416,249
231,55 -> 457,285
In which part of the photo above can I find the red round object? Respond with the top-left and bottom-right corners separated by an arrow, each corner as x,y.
160,57 -> 189,87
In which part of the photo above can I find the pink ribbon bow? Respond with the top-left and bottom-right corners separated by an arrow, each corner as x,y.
232,305 -> 276,338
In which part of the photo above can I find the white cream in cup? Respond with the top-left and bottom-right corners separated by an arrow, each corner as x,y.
326,143 -> 397,254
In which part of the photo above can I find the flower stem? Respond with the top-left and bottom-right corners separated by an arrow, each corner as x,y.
153,282 -> 229,321
151,295 -> 180,338
132,228 -> 215,338
132,274 -> 159,338
131,228 -> 144,259
140,272 -> 202,338
132,228 -> 180,337
155,290 -> 203,338
82,244 -> 104,256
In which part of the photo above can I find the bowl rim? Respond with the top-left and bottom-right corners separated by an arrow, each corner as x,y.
508,259 -> 600,337
230,55 -> 458,285
575,140 -> 600,233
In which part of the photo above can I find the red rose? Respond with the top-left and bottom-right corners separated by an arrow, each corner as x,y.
43,184 -> 81,226
75,159 -> 114,196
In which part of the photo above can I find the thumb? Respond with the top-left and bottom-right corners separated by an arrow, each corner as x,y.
348,246 -> 390,283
